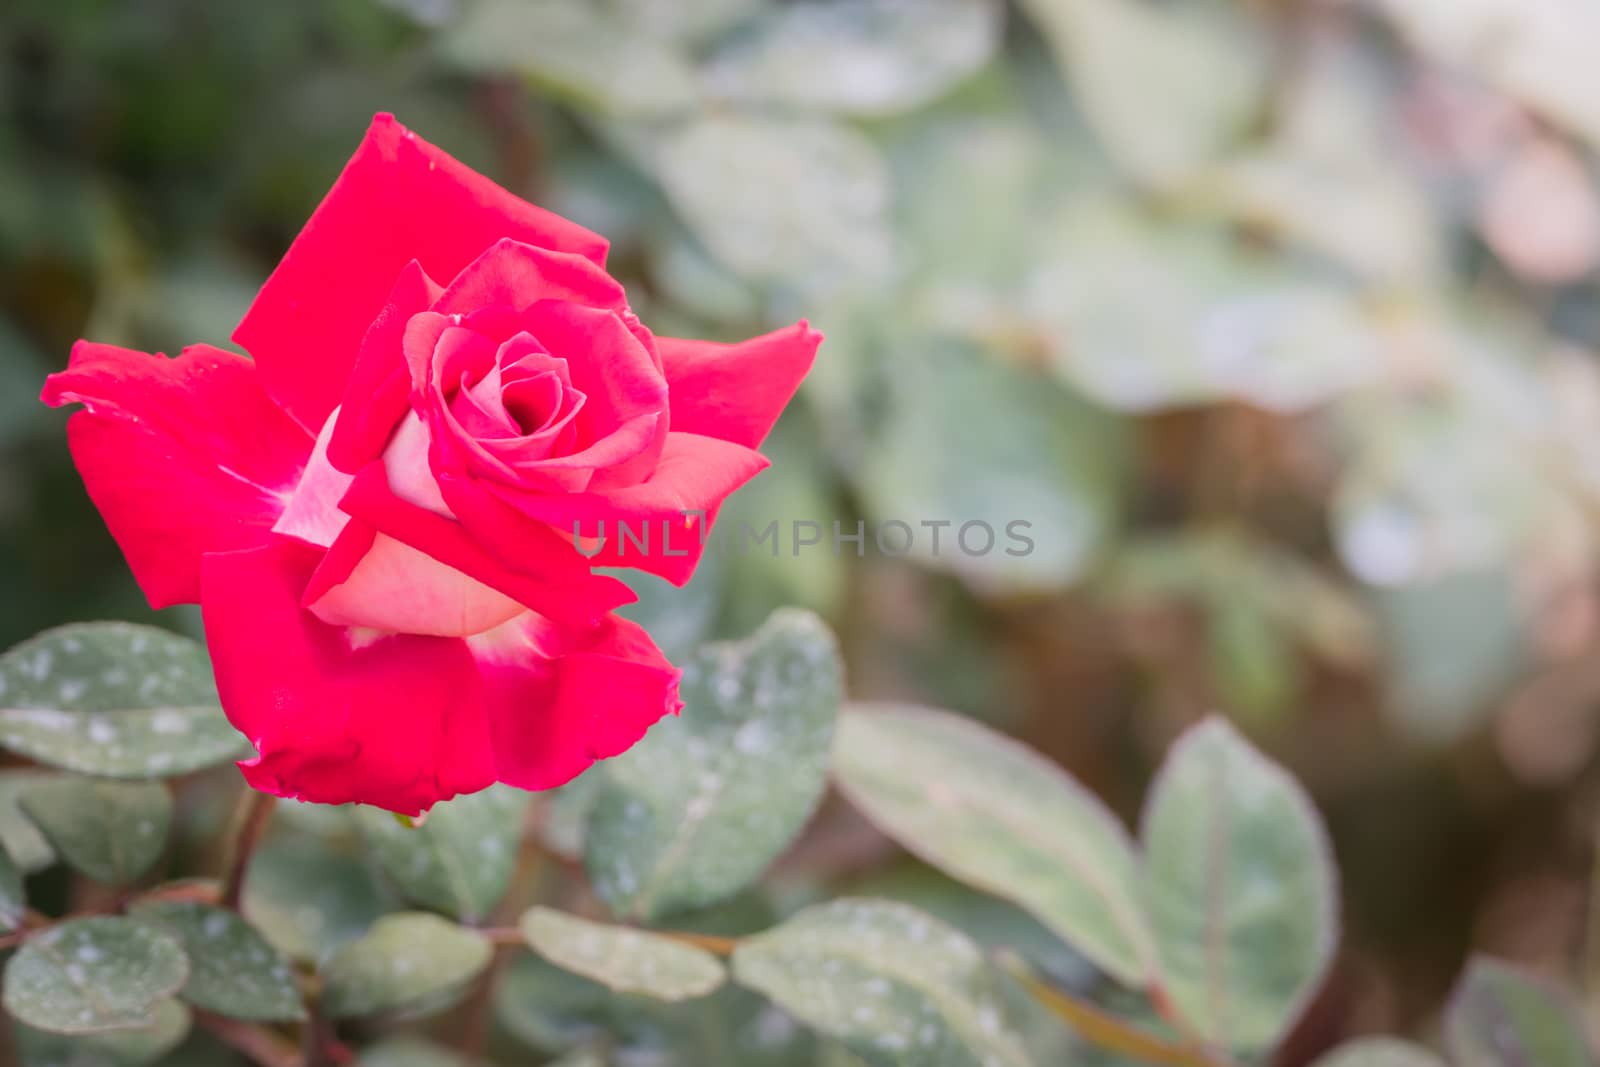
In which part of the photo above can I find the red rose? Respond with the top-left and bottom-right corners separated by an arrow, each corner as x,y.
40,114 -> 821,815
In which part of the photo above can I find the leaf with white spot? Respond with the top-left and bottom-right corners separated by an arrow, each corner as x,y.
1140,718 -> 1338,1053
128,901 -> 304,1022
586,609 -> 842,921
320,912 -> 492,1019
13,998 -> 191,1066
1313,1037 -> 1447,1067
834,704 -> 1153,988
0,623 -> 248,779
651,115 -> 893,294
356,784 -> 527,922
519,906 -> 725,1001
732,899 -> 1032,1067
2,917 -> 189,1034
1445,958 -> 1593,1067
18,777 -> 172,885
704,0 -> 1001,117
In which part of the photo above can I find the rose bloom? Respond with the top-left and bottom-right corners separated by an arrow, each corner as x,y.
41,115 -> 820,815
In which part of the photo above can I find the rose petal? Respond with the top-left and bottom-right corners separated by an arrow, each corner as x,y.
40,342 -> 311,607
201,539 -> 497,815
659,321 -> 823,449
469,612 -> 681,791
484,431 -> 770,585
305,519 -> 529,638
338,462 -> 637,627
325,259 -> 442,475
431,238 -> 625,323
235,114 -> 608,433
273,409 -> 353,549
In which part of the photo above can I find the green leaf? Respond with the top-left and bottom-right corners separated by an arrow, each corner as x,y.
493,954 -> 611,1054
833,704 -> 1153,988
0,771 -> 58,873
0,623 -> 248,779
18,778 -> 172,885
0,843 -> 26,933
519,906 -> 725,1001
853,337 -> 1126,592
1139,718 -> 1337,1052
127,901 -> 304,1022
440,0 -> 700,118
1019,0 -> 1269,185
14,998 -> 191,1066
651,114 -> 893,293
357,1037 -> 482,1067
1312,1037 -> 1448,1067
241,836 -> 387,963
704,0 -> 1001,117
355,784 -> 527,922
732,898 -> 1032,1067
586,609 -> 842,920
1445,958 -> 1594,1067
319,912 -> 492,1019
2,918 -> 189,1034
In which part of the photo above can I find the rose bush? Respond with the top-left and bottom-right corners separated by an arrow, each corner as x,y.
39,114 -> 821,815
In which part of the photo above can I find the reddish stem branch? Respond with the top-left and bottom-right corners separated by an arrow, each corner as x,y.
220,791 -> 277,911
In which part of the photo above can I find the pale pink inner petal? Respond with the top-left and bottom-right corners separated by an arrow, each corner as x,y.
272,408 -> 354,548
307,529 -> 526,637
382,411 -> 454,516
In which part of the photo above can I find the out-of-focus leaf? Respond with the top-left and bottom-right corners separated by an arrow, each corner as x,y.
1020,0 -> 1270,185
1025,200 -> 1383,414
854,337 -> 1126,592
0,844 -> 25,933
1376,568 -> 1525,743
441,0 -> 700,118
0,772 -> 57,874
1140,718 -> 1338,1053
1202,40 -> 1442,284
732,898 -> 1032,1067
3,918 -> 188,1034
355,784 -> 526,922
320,912 -> 491,1019
241,836 -> 387,963
357,1037 -> 482,1067
704,0 -> 1001,117
14,999 -> 191,1066
494,954 -> 612,1055
128,901 -> 304,1022
19,777 -> 172,885
1313,1037 -> 1448,1067
1371,0 -> 1600,148
586,609 -> 841,921
834,704 -> 1154,987
712,417 -> 847,637
614,548 -> 728,664
651,115 -> 893,294
519,906 -> 726,1001
1331,315 -> 1571,589
0,623 -> 248,779
1445,958 -> 1593,1067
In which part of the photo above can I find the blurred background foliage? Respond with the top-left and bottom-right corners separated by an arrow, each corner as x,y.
5,0 -> 1600,1057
